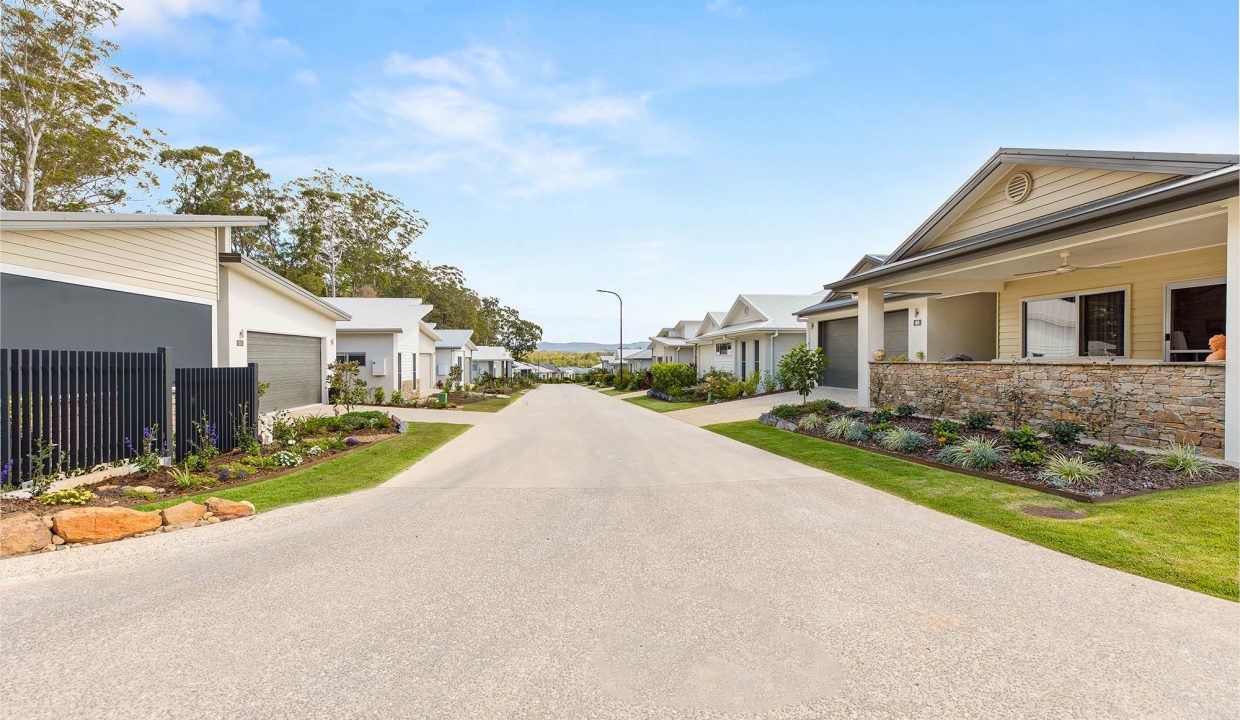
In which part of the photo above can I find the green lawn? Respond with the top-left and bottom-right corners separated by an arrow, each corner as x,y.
601,387 -> 634,396
138,423 -> 470,514
624,395 -> 709,413
459,390 -> 527,413
707,420 -> 1239,601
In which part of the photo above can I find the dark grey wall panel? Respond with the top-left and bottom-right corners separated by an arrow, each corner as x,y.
884,309 -> 909,357
820,317 -> 858,388
247,332 -> 321,412
0,273 -> 211,369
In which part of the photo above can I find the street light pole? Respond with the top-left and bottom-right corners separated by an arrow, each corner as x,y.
596,289 -> 623,386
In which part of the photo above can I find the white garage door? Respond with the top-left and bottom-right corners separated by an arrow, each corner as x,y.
247,332 -> 322,412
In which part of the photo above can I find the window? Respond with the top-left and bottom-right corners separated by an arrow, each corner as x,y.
715,343 -> 732,356
335,352 -> 365,365
1022,289 -> 1126,358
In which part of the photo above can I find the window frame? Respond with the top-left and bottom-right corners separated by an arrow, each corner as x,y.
335,352 -> 366,365
1163,277 -> 1226,362
715,342 -> 732,356
1020,285 -> 1130,359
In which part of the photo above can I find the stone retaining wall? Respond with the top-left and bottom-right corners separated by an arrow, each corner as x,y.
871,361 -> 1227,456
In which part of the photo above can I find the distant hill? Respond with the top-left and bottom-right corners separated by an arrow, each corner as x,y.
536,341 -> 648,353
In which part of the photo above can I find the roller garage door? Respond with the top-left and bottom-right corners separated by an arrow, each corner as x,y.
247,332 -> 322,412
816,310 -> 909,389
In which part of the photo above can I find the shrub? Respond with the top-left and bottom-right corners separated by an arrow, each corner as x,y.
271,450 -> 303,467
824,416 -> 861,440
844,409 -> 868,420
963,411 -> 995,430
125,425 -> 163,473
760,370 -> 778,395
38,487 -> 94,506
1040,453 -> 1103,486
878,427 -> 929,454
306,445 -> 323,457
937,437 -> 1005,470
343,437 -> 359,447
1084,443 -> 1127,464
651,363 -> 697,395
170,465 -> 200,490
741,372 -> 761,397
1011,449 -> 1047,467
123,487 -> 158,500
218,463 -> 250,481
929,419 -> 960,445
1043,420 -> 1085,445
802,399 -> 844,415
1001,425 -> 1045,453
895,403 -> 918,418
870,407 -> 894,424
777,343 -> 828,404
798,413 -> 826,432
184,454 -> 209,472
770,404 -> 800,420
373,386 -> 386,405
868,420 -> 893,435
1147,443 -> 1221,480
844,420 -> 872,443
702,369 -> 739,399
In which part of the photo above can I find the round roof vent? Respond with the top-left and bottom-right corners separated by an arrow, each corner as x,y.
1005,171 -> 1033,203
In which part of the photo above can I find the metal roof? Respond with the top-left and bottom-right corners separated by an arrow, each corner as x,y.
2,210 -> 269,230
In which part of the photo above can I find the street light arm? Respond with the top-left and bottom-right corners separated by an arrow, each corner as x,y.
596,289 -> 624,383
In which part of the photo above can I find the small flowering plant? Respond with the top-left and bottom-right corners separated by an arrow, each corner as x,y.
306,445 -> 323,457
271,450 -> 303,468
125,425 -> 164,473
344,437 -> 359,447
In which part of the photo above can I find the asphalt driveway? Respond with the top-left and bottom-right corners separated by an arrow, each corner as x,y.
1,384 -> 1235,719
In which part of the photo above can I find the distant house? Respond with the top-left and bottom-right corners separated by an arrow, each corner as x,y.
472,345 -> 513,380
434,329 -> 476,388
690,292 -> 828,380
649,321 -> 701,365
0,211 -> 350,412
327,297 -> 440,399
599,348 -> 652,373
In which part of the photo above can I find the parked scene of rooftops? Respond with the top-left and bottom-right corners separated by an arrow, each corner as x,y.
1,2 -> 1237,718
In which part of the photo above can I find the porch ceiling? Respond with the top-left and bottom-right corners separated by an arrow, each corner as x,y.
880,204 -> 1229,294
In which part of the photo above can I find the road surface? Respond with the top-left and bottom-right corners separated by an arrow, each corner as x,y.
1,384 -> 1235,719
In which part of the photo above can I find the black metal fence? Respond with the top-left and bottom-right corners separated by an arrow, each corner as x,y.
1,348 -> 171,485
174,364 -> 259,461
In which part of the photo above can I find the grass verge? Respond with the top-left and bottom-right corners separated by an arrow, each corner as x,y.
707,420 -> 1239,601
600,388 -> 635,396
624,396 -> 709,413
137,423 -> 470,514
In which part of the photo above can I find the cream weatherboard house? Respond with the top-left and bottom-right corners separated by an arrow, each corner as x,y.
649,321 -> 701,365
803,148 -> 1238,461
691,292 -> 828,381
0,211 -> 349,412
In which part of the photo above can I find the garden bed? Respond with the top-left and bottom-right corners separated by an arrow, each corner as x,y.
3,411 -> 400,517
759,405 -> 1237,502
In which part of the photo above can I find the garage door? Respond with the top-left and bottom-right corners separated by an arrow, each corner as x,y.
247,332 -> 322,412
819,317 -> 858,388
817,310 -> 911,389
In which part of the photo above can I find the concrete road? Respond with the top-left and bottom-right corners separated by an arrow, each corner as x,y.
1,384 -> 1235,719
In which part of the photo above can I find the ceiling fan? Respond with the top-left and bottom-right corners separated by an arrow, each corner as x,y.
1013,251 -> 1122,279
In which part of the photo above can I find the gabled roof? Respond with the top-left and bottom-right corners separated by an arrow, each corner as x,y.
434,329 -> 477,350
697,292 -> 827,340
821,254 -> 888,301
419,320 -> 442,342
473,345 -> 512,361
826,159 -> 1239,292
692,311 -> 727,339
882,148 -> 1238,265
329,297 -> 431,333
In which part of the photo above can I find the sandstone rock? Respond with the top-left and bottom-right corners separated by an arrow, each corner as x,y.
2,489 -> 33,500
204,497 -> 254,521
207,516 -> 221,524
160,501 -> 206,528
42,516 -> 54,528
51,507 -> 162,544
1,513 -> 53,556
51,534 -> 65,545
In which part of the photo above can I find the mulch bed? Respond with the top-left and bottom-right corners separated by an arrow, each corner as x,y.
2,429 -> 396,517
764,410 -> 1238,502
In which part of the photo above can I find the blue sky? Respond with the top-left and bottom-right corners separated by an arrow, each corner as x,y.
112,0 -> 1238,342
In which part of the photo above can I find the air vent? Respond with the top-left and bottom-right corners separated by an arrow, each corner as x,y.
1005,171 -> 1033,203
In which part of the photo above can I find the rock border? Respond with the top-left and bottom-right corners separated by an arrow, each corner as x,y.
1,497 -> 254,558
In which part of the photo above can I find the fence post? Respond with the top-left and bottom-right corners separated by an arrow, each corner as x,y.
159,347 -> 173,464
248,363 -> 260,439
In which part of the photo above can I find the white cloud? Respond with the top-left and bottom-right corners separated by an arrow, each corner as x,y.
549,96 -> 647,126
292,69 -> 319,88
353,44 -> 669,197
705,0 -> 744,17
135,76 -> 224,115
114,0 -> 260,37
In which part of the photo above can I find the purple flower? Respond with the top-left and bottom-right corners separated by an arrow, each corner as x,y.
344,437 -> 359,447
143,427 -> 153,441
0,459 -> 13,485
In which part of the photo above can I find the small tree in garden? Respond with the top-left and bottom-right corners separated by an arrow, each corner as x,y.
1000,379 -> 1036,430
327,360 -> 363,416
778,343 -> 827,405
